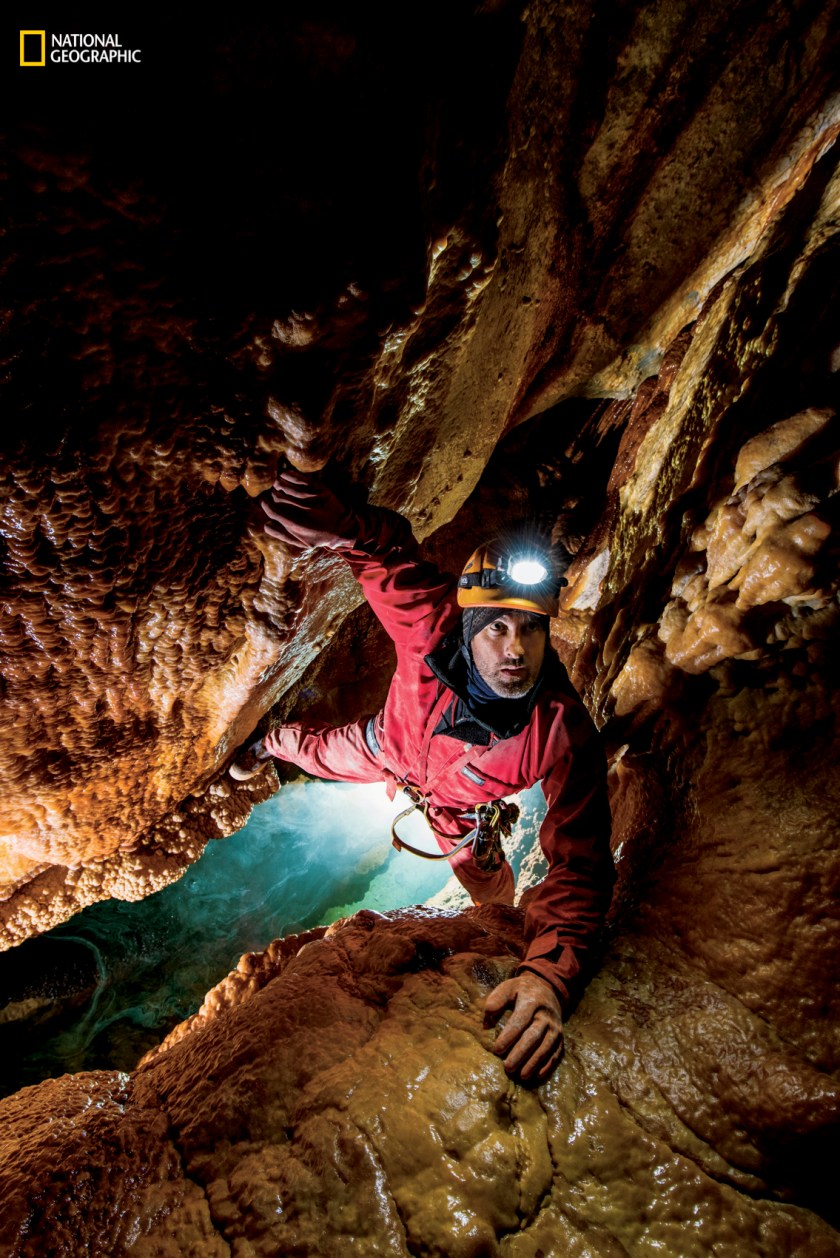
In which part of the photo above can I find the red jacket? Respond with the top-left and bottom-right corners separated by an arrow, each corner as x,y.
341,508 -> 615,1008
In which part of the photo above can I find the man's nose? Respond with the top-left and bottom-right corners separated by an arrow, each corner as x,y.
506,632 -> 525,658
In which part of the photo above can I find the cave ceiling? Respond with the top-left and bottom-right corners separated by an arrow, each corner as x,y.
1,1 -> 839,1253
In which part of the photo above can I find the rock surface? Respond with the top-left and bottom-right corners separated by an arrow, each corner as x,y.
2,906 -> 838,1256
2,2 -> 840,1254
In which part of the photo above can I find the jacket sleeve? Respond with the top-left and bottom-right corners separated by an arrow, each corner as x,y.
515,699 -> 615,1011
338,505 -> 458,652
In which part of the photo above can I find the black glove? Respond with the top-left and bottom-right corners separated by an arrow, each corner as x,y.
260,469 -> 360,551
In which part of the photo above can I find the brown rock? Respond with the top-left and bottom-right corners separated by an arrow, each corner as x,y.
2,905 -> 838,1254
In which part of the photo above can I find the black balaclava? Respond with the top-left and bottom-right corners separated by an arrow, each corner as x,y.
461,606 -> 504,647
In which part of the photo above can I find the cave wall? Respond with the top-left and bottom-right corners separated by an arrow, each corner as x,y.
2,2 -> 840,1253
2,0 -> 838,943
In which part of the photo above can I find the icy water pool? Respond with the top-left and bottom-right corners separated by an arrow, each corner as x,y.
0,780 -> 546,1097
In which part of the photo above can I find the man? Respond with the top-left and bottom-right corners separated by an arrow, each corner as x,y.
232,467 -> 615,1083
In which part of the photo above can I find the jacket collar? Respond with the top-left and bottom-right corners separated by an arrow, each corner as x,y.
424,629 -> 561,741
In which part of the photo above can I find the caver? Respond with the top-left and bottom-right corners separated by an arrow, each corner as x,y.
231,467 -> 616,1082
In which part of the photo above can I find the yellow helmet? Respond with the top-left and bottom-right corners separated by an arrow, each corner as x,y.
457,542 -> 566,617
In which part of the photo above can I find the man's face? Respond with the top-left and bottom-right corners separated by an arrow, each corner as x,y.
470,610 -> 546,698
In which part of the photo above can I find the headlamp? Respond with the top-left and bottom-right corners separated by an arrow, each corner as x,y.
457,537 -> 567,615
506,557 -> 548,586
459,550 -> 563,591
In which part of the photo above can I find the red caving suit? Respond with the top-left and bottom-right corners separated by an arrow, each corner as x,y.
264,508 -> 615,1006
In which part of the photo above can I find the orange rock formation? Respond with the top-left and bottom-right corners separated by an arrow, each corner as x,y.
1,3 -> 838,1253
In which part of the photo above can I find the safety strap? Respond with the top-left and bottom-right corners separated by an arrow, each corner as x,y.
391,796 -> 519,869
374,684 -> 503,843
364,716 -> 381,757
415,685 -> 452,784
389,799 -> 479,861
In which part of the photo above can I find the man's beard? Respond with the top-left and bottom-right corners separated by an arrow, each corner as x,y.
480,666 -> 538,699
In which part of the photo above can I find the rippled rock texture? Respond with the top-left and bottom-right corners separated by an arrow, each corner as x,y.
2,907 -> 839,1256
2,1 -> 840,1253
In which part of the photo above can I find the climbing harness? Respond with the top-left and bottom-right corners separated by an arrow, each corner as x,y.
369,696 -> 520,872
390,785 -> 520,872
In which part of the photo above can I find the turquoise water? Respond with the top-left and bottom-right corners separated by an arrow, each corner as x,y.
0,780 -> 545,1096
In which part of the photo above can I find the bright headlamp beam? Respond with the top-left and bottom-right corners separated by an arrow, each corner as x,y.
508,557 -> 548,585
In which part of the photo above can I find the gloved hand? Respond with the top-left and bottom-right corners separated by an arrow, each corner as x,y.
260,468 -> 360,551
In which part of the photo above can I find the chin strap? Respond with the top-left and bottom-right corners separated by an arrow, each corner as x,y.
390,790 -> 520,872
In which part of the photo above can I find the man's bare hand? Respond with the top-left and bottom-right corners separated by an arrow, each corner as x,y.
260,469 -> 358,550
483,972 -> 564,1083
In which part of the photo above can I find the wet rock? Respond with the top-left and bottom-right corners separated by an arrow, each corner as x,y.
0,937 -> 101,1084
1,906 -> 838,1255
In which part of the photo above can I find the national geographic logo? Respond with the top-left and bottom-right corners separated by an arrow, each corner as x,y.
19,30 -> 44,65
19,30 -> 142,66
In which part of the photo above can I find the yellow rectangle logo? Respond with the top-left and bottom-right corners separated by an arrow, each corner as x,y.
20,30 -> 46,66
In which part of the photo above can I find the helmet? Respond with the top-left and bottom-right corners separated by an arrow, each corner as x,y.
457,541 -> 566,617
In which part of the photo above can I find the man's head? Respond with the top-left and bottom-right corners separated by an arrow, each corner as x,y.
466,608 -> 547,698
456,533 -> 567,698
